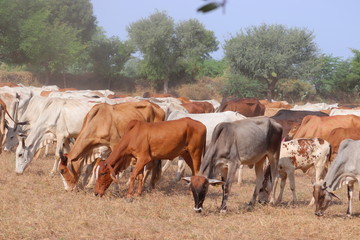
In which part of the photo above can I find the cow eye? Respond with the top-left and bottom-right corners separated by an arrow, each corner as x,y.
60,169 -> 65,174
18,154 -> 23,157
100,172 -> 107,176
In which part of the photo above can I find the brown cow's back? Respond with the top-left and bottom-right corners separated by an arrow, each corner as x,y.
181,102 -> 215,114
293,115 -> 360,140
219,98 -> 265,117
327,127 -> 360,161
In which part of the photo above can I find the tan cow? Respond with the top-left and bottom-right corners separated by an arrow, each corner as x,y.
58,100 -> 165,191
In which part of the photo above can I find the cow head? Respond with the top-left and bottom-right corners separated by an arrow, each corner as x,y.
313,181 -> 340,216
258,165 -> 274,204
4,126 -> 28,152
182,176 -> 224,213
285,122 -> 301,141
58,152 -> 78,191
94,161 -> 118,197
15,136 -> 33,174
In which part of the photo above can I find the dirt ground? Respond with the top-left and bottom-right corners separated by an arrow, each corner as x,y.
1,150 -> 360,240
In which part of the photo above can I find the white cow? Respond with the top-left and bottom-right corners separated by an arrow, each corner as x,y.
15,98 -> 96,174
163,111 -> 246,180
329,109 -> 360,116
269,138 -> 330,205
291,102 -> 338,111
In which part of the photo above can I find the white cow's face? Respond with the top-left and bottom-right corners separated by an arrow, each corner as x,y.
4,127 -> 19,152
15,139 -> 33,174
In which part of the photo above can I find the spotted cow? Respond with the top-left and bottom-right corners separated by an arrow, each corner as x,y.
263,138 -> 331,205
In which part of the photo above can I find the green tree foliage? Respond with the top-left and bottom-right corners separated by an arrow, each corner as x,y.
19,9 -> 85,85
224,24 -> 318,100
0,0 -> 96,81
90,36 -> 134,89
347,49 -> 360,95
127,11 -> 218,92
223,73 -> 265,98
198,59 -> 226,78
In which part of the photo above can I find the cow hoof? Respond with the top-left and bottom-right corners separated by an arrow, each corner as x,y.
126,197 -> 133,203
220,209 -> 227,214
175,172 -> 181,182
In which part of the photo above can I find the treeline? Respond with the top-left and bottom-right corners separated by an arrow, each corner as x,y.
0,0 -> 359,102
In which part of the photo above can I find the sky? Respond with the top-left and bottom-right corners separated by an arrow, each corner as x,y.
91,0 -> 360,60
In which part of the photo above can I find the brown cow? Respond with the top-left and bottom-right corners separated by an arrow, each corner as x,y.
291,115 -> 360,141
219,98 -> 265,117
181,101 -> 215,114
0,82 -> 19,87
94,118 -> 206,199
327,127 -> 360,161
58,100 -> 165,191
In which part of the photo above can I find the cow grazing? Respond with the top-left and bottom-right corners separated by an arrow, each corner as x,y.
218,98 -> 265,117
94,118 -> 206,199
183,117 -> 282,213
264,138 -> 330,205
181,101 -> 215,114
15,98 -> 96,174
288,115 -> 360,141
314,139 -> 360,217
58,101 -> 165,191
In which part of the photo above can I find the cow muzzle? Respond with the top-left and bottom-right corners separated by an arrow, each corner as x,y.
315,211 -> 324,217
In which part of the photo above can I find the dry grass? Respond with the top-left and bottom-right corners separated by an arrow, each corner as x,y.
1,151 -> 360,240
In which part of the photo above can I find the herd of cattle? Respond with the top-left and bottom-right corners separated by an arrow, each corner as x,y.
1,82 -> 360,217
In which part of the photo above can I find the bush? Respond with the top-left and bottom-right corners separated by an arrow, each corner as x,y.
176,77 -> 223,100
276,79 -> 316,103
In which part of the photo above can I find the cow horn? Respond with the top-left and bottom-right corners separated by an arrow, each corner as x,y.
181,177 -> 191,184
330,192 -> 341,201
107,163 -> 119,184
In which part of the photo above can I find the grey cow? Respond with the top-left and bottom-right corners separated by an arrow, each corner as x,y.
183,117 -> 282,213
314,139 -> 360,217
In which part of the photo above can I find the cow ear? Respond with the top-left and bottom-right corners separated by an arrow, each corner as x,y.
208,179 -> 225,186
181,177 -> 191,184
329,192 -> 341,201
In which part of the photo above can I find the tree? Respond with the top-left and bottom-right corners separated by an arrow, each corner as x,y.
0,0 -> 96,71
347,49 -> 360,96
19,10 -> 85,85
127,11 -> 218,92
90,36 -> 134,89
224,24 -> 318,100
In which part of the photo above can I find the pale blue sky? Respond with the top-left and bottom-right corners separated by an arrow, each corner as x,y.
91,0 -> 360,60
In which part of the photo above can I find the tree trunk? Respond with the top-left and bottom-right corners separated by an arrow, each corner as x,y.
163,79 -> 169,93
266,78 -> 278,101
62,71 -> 67,88
45,72 -> 50,86
108,78 -> 112,90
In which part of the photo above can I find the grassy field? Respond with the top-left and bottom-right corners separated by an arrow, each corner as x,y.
1,150 -> 360,240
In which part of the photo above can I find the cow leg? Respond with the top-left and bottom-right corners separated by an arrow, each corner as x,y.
176,158 -> 186,181
149,160 -> 161,189
288,171 -> 297,205
85,158 -> 101,189
220,162 -> 237,213
268,154 -> 280,204
127,158 -> 149,199
161,160 -> 171,173
276,171 -> 287,204
236,165 -> 244,184
180,152 -> 195,176
347,184 -> 354,217
248,159 -> 265,206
